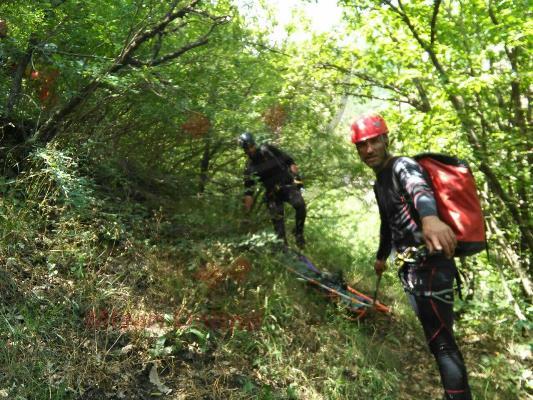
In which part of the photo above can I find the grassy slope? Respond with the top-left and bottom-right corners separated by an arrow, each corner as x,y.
0,161 -> 530,400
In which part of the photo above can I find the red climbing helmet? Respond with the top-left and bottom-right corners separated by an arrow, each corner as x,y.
350,114 -> 389,144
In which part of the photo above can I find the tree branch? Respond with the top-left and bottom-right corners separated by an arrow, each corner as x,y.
487,0 -> 499,25
33,0 -> 223,144
430,0 -> 442,47
479,162 -> 533,253
5,35 -> 39,116
487,0 -> 532,193
321,62 -> 431,112
342,91 -> 418,107
384,0 -> 447,77
486,216 -> 532,298
144,18 -> 228,67
242,40 -> 291,57
111,0 -> 202,73
319,62 -> 407,97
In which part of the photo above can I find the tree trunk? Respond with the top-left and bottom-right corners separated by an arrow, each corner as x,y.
35,79 -> 101,143
486,208 -> 532,298
198,137 -> 211,194
5,36 -> 38,116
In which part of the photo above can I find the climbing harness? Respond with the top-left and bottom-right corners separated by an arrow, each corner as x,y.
395,246 -> 456,304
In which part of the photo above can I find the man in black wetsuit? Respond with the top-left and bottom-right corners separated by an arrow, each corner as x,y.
239,132 -> 306,249
351,114 -> 472,400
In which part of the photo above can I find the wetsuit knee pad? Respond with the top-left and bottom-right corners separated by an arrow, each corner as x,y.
290,195 -> 305,210
445,391 -> 472,400
429,335 -> 459,357
267,200 -> 284,216
432,345 -> 470,399
294,200 -> 306,210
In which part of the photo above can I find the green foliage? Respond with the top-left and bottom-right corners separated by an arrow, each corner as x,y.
334,0 -> 531,269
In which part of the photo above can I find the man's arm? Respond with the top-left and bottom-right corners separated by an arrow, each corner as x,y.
243,195 -> 254,212
394,157 -> 457,258
243,164 -> 255,212
375,187 -> 392,275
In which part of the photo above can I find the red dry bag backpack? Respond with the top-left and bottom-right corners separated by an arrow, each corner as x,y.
413,153 -> 486,257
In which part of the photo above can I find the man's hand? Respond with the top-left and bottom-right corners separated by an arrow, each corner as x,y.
243,195 -> 254,212
290,164 -> 304,189
240,217 -> 251,231
0,20 -> 7,38
374,259 -> 387,276
421,215 -> 457,258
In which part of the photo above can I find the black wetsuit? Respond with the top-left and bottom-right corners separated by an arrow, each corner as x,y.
375,157 -> 471,400
244,144 -> 306,244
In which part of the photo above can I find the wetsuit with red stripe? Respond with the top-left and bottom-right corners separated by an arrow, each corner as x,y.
374,157 -> 472,400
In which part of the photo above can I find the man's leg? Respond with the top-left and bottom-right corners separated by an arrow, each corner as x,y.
285,187 -> 306,247
400,260 -> 472,400
267,195 -> 287,245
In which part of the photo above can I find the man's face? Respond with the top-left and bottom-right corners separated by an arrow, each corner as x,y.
244,144 -> 256,157
355,135 -> 389,171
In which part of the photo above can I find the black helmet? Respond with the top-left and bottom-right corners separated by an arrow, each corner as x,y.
238,132 -> 256,149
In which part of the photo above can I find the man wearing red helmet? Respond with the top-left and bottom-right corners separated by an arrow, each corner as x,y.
351,114 -> 472,400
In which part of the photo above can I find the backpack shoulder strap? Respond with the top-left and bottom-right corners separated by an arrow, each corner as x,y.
259,143 -> 277,160
260,143 -> 290,171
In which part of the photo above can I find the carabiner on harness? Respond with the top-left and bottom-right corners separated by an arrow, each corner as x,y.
394,246 -> 428,268
396,247 -> 457,305
402,286 -> 455,305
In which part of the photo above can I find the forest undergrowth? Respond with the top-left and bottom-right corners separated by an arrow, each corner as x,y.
0,150 -> 530,400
